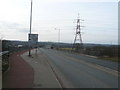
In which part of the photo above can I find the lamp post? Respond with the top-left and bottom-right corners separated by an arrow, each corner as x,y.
28,0 -> 33,56
55,28 -> 60,49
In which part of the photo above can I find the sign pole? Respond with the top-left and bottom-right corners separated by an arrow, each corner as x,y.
29,0 -> 32,56
36,42 -> 37,56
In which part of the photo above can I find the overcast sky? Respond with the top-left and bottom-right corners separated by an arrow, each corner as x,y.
0,0 -> 118,44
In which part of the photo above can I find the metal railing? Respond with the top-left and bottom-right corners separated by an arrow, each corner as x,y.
0,51 -> 9,56
1,51 -> 9,73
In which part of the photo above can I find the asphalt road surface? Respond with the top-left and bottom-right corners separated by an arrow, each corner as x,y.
39,48 -> 118,88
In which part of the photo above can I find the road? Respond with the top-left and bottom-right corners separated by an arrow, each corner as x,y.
40,48 -> 118,88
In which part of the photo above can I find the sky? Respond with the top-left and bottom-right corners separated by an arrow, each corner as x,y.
0,0 -> 118,44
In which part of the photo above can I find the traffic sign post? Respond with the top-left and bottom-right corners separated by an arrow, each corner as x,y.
28,34 -> 38,56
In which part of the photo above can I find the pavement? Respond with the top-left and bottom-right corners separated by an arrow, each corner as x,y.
2,49 -> 61,88
21,49 -> 61,88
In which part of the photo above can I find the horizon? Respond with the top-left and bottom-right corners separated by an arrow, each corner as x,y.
2,39 -> 118,45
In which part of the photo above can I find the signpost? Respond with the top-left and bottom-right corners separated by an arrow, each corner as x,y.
28,34 -> 38,56
29,34 -> 38,43
28,0 -> 38,56
28,0 -> 33,56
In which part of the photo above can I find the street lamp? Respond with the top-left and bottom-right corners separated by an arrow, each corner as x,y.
55,28 -> 60,49
28,0 -> 33,56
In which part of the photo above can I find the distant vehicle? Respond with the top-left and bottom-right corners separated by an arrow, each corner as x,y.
17,45 -> 23,48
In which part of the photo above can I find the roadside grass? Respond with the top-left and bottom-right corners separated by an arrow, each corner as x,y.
98,57 -> 119,63
58,48 -> 119,63
59,48 -> 73,51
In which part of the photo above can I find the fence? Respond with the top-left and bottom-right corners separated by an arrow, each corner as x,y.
1,51 -> 9,73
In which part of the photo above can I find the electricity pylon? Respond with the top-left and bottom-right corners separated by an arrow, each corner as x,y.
72,14 -> 84,52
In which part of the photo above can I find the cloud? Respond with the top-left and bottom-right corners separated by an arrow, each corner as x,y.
36,0 -> 119,3
0,21 -> 29,33
18,28 -> 29,33
0,21 -> 20,29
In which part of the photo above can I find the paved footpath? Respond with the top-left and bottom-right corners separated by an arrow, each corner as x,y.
2,50 -> 34,88
21,49 -> 61,88
3,49 -> 61,88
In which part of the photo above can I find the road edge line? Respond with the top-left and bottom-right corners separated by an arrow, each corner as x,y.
45,58 -> 65,89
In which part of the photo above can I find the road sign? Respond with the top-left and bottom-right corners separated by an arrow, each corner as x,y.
28,34 -> 38,43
